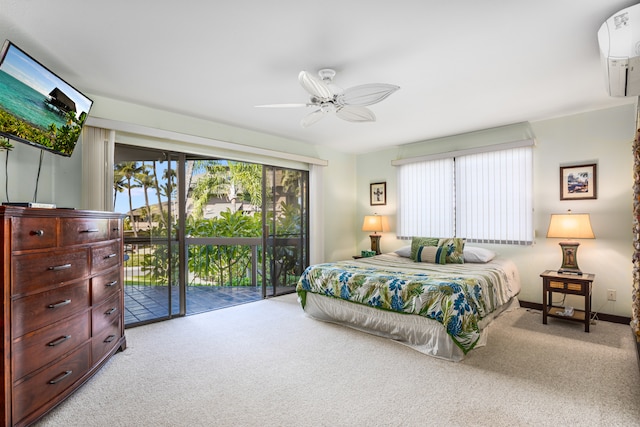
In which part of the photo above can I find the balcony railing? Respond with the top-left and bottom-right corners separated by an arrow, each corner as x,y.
123,236 -> 300,326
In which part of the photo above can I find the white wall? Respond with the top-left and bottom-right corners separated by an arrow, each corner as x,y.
0,138 -> 83,208
314,146 -> 358,262
355,104 -> 635,318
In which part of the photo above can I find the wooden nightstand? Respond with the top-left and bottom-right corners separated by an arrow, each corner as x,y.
541,270 -> 595,332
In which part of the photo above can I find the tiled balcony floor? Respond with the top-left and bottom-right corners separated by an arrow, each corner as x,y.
124,285 -> 264,325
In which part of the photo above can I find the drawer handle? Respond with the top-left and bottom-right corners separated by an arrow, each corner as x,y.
104,253 -> 117,259
106,280 -> 118,287
112,227 -> 120,232
48,263 -> 72,271
48,335 -> 71,347
105,307 -> 117,315
48,370 -> 73,384
104,334 -> 116,343
48,299 -> 71,309
31,229 -> 45,236
81,228 -> 100,233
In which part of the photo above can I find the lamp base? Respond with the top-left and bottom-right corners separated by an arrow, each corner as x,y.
369,234 -> 381,255
558,241 -> 582,275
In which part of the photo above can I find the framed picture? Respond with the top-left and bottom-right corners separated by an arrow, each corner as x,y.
560,163 -> 597,200
370,182 -> 386,205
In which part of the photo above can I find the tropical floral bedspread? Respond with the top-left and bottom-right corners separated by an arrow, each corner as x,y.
296,254 -> 520,354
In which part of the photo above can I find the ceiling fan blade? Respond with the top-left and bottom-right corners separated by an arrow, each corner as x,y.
336,105 -> 376,122
300,109 -> 328,127
337,83 -> 400,106
298,71 -> 333,100
255,103 -> 309,108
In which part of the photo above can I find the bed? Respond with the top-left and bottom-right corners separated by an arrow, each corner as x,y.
296,248 -> 521,361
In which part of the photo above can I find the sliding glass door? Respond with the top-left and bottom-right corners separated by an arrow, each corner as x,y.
114,145 -> 309,326
114,146 -> 179,325
263,166 -> 309,297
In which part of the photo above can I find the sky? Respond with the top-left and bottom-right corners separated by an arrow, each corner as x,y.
114,160 -> 171,214
1,41 -> 93,117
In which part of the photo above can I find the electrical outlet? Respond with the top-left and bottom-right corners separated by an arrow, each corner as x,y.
607,289 -> 616,301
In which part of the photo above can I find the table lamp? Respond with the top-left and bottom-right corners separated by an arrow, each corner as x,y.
546,210 -> 595,275
362,214 -> 384,254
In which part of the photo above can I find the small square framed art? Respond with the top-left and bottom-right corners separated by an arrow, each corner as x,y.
560,163 -> 597,200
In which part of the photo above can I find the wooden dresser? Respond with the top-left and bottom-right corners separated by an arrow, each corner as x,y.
0,206 -> 127,426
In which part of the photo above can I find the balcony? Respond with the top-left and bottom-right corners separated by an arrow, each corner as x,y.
123,236 -> 298,326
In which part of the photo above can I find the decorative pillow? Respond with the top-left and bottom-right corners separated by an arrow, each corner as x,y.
463,246 -> 496,263
438,238 -> 465,264
416,245 -> 446,264
394,245 -> 411,258
410,237 -> 439,261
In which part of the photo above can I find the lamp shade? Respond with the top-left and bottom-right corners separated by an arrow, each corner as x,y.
546,212 -> 595,239
362,215 -> 383,233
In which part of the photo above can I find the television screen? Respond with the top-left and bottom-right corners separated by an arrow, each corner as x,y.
0,40 -> 92,157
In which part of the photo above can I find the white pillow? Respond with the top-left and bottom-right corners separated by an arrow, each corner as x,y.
463,246 -> 496,263
394,245 -> 411,258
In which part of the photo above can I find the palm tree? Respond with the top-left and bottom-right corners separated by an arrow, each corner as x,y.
190,160 -> 262,219
113,169 -> 126,208
151,160 -> 168,229
136,163 -> 155,231
115,162 -> 144,237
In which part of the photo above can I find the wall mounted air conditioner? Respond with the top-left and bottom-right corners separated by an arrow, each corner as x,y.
597,4 -> 640,97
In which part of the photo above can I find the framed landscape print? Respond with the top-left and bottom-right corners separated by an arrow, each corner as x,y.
560,163 -> 597,200
370,182 -> 386,205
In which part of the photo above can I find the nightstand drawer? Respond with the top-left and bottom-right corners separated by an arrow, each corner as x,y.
549,280 -> 584,292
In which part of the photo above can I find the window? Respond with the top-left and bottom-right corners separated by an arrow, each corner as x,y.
396,144 -> 533,244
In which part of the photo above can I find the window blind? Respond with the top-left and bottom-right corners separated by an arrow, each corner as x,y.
397,145 -> 533,244
397,158 -> 454,238
456,147 -> 533,244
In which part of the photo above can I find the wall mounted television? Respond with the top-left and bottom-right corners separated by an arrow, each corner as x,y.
0,40 -> 93,157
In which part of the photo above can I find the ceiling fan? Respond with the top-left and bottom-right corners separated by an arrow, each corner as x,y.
257,69 -> 400,127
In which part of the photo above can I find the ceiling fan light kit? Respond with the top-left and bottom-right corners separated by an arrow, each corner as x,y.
258,68 -> 399,127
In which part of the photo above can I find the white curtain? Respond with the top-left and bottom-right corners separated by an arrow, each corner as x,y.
309,163 -> 325,264
80,126 -> 115,211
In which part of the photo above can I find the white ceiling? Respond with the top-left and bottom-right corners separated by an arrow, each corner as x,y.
0,1 -> 638,154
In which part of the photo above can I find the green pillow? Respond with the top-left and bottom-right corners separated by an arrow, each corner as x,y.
410,237 -> 439,261
438,238 -> 465,264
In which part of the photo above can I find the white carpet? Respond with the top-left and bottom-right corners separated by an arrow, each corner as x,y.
34,293 -> 640,427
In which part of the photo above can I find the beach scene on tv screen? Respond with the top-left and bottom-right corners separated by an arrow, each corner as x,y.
0,43 -> 92,156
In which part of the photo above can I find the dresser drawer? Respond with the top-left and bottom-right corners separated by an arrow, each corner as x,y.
12,342 -> 91,424
109,218 -> 122,240
92,267 -> 122,305
92,292 -> 122,336
12,281 -> 90,338
60,218 -> 110,246
92,316 -> 122,364
13,312 -> 91,380
12,248 -> 89,296
91,241 -> 121,274
12,217 -> 57,251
